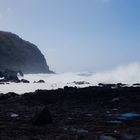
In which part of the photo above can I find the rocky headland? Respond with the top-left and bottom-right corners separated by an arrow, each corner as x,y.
0,31 -> 53,74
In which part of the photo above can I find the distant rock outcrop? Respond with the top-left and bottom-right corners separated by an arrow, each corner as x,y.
0,31 -> 53,73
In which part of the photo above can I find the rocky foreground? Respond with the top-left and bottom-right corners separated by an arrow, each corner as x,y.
0,86 -> 140,140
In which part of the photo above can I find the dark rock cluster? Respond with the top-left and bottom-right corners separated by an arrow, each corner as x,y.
0,69 -> 30,83
0,69 -> 47,84
0,69 -> 23,83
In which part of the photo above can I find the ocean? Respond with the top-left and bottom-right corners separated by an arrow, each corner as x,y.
0,62 -> 140,94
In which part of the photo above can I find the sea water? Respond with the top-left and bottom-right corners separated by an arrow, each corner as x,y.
0,72 -> 93,94
1,63 -> 140,94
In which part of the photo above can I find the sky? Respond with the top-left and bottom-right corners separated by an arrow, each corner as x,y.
0,0 -> 140,72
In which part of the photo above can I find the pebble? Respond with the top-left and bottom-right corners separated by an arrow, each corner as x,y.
100,135 -> 116,140
10,113 -> 19,118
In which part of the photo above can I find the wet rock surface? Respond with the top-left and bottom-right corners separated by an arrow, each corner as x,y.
20,79 -> 30,83
34,80 -> 45,83
0,86 -> 139,139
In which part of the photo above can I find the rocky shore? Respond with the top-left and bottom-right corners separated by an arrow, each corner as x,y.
0,86 -> 140,140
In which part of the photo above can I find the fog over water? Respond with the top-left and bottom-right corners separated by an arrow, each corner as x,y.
0,62 -> 140,94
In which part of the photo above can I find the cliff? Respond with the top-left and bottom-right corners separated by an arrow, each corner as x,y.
0,31 -> 53,73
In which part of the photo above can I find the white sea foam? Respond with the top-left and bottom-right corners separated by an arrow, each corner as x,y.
0,62 -> 140,94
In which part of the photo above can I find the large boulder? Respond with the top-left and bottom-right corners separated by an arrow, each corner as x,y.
0,31 -> 53,74
34,80 -> 45,83
20,79 -> 30,83
32,106 -> 52,126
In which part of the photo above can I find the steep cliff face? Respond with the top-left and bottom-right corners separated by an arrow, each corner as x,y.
0,31 -> 52,73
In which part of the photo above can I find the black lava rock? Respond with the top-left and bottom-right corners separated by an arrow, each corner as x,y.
32,106 -> 52,126
20,79 -> 30,83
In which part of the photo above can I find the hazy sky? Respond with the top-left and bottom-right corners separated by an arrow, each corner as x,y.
0,0 -> 140,72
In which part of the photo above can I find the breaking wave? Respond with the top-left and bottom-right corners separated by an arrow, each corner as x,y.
0,62 -> 140,94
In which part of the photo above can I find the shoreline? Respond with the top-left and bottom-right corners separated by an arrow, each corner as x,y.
0,81 -> 140,94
